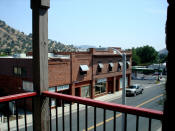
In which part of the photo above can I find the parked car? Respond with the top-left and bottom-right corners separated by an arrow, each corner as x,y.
126,84 -> 144,96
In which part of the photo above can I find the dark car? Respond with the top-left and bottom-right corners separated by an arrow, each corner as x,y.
126,84 -> 144,96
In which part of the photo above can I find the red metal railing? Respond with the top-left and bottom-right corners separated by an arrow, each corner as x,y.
43,91 -> 163,131
0,92 -> 37,103
0,91 -> 163,131
0,92 -> 37,131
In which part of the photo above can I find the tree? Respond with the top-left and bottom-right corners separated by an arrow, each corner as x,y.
132,48 -> 141,66
132,45 -> 158,66
158,54 -> 167,63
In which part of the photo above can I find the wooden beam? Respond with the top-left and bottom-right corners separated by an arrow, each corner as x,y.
31,0 -> 50,130
163,1 -> 175,131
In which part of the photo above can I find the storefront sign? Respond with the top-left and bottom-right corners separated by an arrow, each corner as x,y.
57,84 -> 69,91
97,78 -> 107,83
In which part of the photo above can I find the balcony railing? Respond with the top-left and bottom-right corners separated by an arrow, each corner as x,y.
0,92 -> 37,131
43,91 -> 163,131
0,91 -> 163,131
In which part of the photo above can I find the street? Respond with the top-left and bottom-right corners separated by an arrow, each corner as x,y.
53,79 -> 165,131
20,79 -> 165,131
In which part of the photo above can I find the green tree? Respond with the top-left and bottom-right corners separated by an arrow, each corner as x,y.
158,54 -> 167,63
132,48 -> 141,66
132,45 -> 158,66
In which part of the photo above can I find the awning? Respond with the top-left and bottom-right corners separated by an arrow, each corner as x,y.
127,61 -> 130,65
119,62 -> 123,66
80,65 -> 89,71
109,62 -> 114,67
98,63 -> 104,68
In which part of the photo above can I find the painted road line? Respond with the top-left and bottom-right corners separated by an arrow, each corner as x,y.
83,94 -> 163,131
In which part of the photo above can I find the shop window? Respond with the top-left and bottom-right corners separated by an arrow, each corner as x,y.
80,65 -> 89,75
97,63 -> 104,72
81,85 -> 91,98
95,78 -> 107,95
108,62 -> 114,72
48,87 -> 56,92
48,87 -> 56,107
22,81 -> 34,92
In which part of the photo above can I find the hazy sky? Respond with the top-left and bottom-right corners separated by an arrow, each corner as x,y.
0,0 -> 168,51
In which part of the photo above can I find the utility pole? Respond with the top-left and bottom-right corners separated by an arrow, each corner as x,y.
121,53 -> 126,131
112,48 -> 126,131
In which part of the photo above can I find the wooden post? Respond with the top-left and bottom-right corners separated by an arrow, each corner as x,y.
31,0 -> 50,130
163,1 -> 175,131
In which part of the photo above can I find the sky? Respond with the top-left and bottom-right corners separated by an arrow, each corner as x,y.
0,0 -> 168,51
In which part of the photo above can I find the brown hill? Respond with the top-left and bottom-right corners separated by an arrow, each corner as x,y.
0,19 -> 77,55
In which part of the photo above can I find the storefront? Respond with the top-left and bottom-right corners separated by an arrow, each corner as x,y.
48,87 -> 56,107
74,81 -> 91,98
48,84 -> 70,107
95,78 -> 107,96
81,85 -> 91,98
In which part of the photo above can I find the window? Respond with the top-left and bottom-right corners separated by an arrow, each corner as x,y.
95,78 -> 107,95
14,67 -> 18,74
108,62 -> 114,72
97,63 -> 104,72
48,87 -> 56,107
81,85 -> 91,98
80,65 -> 89,75
118,62 -> 122,71
13,66 -> 26,77
13,66 -> 22,75
22,81 -> 34,92
126,61 -> 130,69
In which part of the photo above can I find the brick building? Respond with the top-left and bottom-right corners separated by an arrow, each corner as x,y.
0,47 -> 132,105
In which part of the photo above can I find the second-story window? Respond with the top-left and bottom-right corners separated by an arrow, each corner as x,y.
126,61 -> 130,69
13,66 -> 22,76
108,62 -> 114,72
97,63 -> 104,72
13,66 -> 26,77
117,62 -> 122,72
80,65 -> 89,75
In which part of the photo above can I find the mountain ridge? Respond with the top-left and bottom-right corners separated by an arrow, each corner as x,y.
0,19 -> 77,55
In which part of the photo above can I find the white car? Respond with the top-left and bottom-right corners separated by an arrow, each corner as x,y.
126,84 -> 144,96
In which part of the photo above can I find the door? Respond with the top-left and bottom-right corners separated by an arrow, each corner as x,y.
108,77 -> 113,93
75,88 -> 81,97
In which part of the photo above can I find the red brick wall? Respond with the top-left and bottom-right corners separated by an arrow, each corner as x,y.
72,53 -> 92,82
93,56 -> 122,78
0,75 -> 23,95
48,61 -> 71,87
0,58 -> 33,80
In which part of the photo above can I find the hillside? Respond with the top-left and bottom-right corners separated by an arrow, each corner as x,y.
0,20 -> 77,55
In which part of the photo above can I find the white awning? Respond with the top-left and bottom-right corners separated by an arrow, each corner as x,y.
98,63 -> 104,68
119,62 -> 123,66
80,65 -> 89,71
109,62 -> 114,67
127,61 -> 130,65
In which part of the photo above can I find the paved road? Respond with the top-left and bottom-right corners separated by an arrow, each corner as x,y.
19,80 -> 165,131
53,81 -> 165,131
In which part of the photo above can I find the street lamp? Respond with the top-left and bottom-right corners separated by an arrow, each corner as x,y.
113,48 -> 126,131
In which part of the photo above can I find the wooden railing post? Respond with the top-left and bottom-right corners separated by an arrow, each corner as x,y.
31,0 -> 50,130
